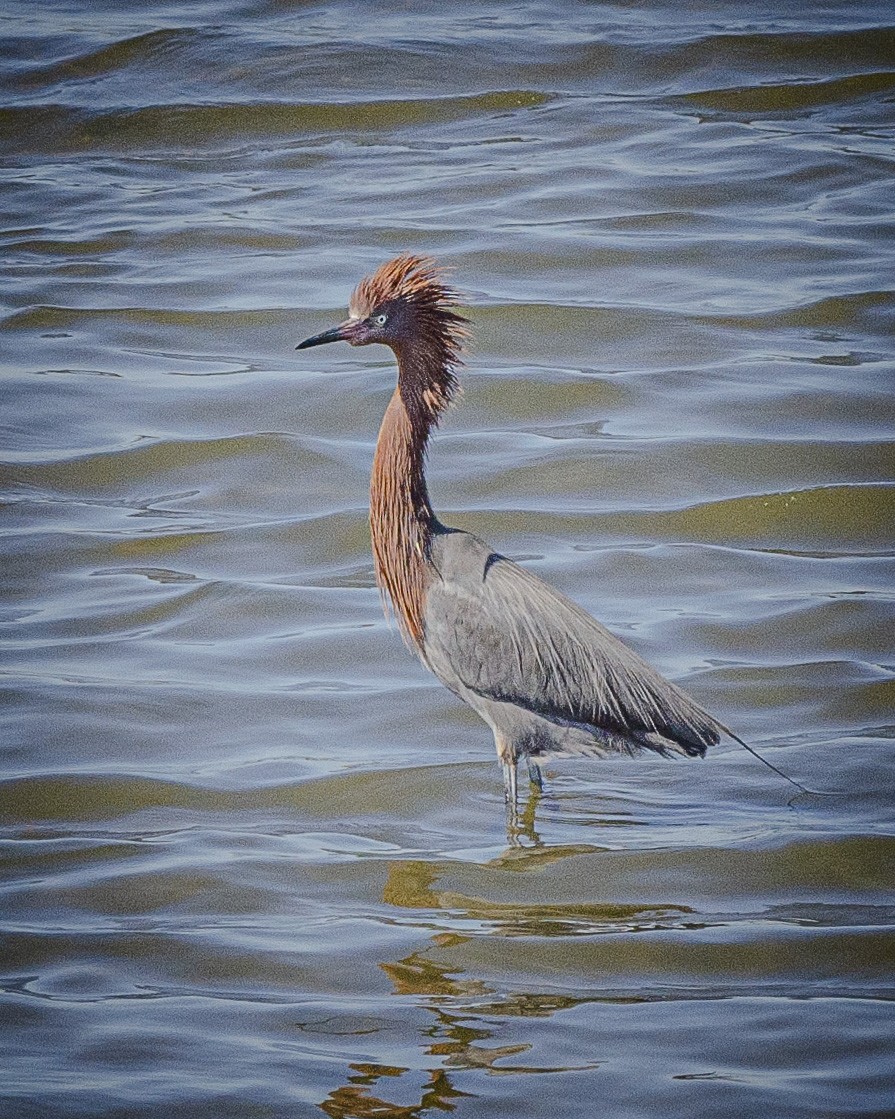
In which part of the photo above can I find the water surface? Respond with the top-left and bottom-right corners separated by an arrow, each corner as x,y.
2,1 -> 894,1116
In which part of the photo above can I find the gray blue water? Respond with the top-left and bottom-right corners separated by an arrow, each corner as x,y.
2,2 -> 894,1116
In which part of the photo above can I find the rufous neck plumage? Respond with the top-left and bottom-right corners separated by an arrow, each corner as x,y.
369,345 -> 449,649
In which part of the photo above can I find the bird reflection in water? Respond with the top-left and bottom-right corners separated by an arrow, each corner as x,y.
318,850 -> 637,1116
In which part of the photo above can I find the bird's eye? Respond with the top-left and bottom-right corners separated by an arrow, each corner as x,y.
373,313 -> 387,326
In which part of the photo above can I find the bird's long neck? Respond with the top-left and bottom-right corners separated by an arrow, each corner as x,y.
370,357 -> 441,650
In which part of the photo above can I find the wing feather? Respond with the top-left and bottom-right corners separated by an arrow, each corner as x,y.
424,529 -> 720,755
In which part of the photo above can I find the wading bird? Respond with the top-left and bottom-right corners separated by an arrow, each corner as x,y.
297,255 -> 801,827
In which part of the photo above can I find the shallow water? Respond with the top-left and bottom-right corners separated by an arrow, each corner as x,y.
2,1 -> 894,1116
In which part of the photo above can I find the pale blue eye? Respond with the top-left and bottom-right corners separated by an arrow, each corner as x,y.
374,313 -> 387,325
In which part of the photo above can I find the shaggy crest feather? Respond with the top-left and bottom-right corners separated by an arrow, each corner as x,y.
352,254 -> 468,421
349,253 -> 463,327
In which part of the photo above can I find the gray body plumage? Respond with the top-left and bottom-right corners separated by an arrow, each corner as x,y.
423,526 -> 722,780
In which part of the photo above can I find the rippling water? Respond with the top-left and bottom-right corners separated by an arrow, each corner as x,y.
2,1 -> 894,1115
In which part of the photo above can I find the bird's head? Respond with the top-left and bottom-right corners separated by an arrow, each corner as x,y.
297,254 -> 468,373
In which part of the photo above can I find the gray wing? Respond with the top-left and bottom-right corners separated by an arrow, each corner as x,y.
424,528 -> 721,756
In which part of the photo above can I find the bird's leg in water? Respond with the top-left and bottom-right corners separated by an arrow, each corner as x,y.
527,760 -> 544,791
505,761 -> 542,845
502,758 -> 518,830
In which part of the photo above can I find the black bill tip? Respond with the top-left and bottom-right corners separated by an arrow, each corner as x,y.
295,326 -> 344,350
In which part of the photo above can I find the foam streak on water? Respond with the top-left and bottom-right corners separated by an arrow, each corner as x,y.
1,2 -> 894,1116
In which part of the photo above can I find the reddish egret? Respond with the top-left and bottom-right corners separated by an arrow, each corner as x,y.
297,255 -> 804,824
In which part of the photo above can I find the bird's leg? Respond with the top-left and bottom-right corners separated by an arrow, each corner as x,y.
502,757 -> 518,808
501,757 -> 519,834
